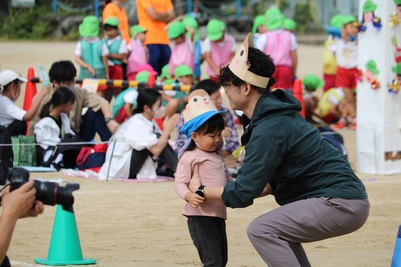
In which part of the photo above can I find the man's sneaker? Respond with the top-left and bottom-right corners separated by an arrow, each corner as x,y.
331,120 -> 347,130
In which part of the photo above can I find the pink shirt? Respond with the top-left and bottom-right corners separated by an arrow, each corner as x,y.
168,38 -> 195,75
263,30 -> 293,67
175,147 -> 234,219
126,39 -> 147,76
205,34 -> 235,77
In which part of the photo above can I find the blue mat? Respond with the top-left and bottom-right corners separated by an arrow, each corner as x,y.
20,166 -> 57,172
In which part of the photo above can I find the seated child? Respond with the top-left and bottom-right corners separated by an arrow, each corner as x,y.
34,87 -> 79,169
302,74 -> 324,124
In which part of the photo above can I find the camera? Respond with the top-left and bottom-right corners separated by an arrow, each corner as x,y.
8,167 -> 79,212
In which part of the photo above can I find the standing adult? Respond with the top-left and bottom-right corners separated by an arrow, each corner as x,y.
136,0 -> 175,75
102,0 -> 130,44
190,34 -> 370,266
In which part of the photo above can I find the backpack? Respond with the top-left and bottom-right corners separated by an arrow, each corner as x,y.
318,126 -> 348,159
0,126 -> 13,185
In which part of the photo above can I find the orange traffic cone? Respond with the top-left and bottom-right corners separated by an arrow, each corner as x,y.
292,78 -> 305,118
23,67 -> 37,111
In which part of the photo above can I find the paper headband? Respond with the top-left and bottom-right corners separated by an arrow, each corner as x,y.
228,33 -> 270,88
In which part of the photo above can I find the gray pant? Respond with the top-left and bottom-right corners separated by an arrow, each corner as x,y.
247,197 -> 370,267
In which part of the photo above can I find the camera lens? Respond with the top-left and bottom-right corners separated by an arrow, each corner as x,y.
33,181 -> 80,212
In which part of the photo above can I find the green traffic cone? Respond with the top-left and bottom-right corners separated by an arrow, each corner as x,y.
34,205 -> 96,266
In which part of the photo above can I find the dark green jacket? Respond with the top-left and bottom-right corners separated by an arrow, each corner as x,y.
222,89 -> 367,208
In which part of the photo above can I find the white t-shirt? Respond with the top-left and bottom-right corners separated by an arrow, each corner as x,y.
334,39 -> 358,69
256,29 -> 298,51
123,90 -> 139,105
75,37 -> 109,57
0,95 -> 26,127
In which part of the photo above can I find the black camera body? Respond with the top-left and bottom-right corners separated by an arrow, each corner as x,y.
8,167 -> 79,212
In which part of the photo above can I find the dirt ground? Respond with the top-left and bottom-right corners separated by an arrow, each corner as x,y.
0,41 -> 400,267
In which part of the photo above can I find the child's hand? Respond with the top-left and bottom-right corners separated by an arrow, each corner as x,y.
185,192 -> 204,208
222,127 -> 232,139
87,66 -> 95,76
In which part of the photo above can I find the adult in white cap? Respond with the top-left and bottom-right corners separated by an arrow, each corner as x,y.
189,34 -> 369,266
0,70 -> 50,136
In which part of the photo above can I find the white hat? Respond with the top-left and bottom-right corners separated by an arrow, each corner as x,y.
0,70 -> 28,91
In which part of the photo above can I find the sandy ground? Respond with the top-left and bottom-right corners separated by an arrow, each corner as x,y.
0,41 -> 400,266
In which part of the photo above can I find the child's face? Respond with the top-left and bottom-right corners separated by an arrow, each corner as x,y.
172,34 -> 185,45
105,26 -> 119,39
363,12 -> 373,22
193,129 -> 223,152
344,23 -> 357,37
210,90 -> 222,110
179,75 -> 194,86
397,6 -> 401,19
258,25 -> 267,34
137,32 -> 146,43
63,101 -> 73,113
397,75 -> 401,85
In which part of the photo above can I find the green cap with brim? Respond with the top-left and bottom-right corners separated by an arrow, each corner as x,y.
284,18 -> 296,31
160,64 -> 171,80
265,7 -> 282,18
168,21 -> 186,39
79,16 -> 99,37
252,15 -> 267,34
174,65 -> 194,78
302,74 -> 325,90
267,14 -> 285,31
342,15 -> 357,27
395,0 -> 401,5
104,16 -> 120,27
330,14 -> 344,29
366,60 -> 379,75
363,0 -> 377,13
136,71 -> 151,83
129,25 -> 147,37
207,19 -> 225,41
183,15 -> 199,41
392,62 -> 401,75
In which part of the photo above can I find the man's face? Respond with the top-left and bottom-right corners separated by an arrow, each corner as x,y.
222,83 -> 244,110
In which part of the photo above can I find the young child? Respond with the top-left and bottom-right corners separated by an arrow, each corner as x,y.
323,14 -> 343,92
302,74 -> 324,124
103,16 -> 128,100
75,15 -> 109,99
332,15 -> 359,130
252,15 -> 267,45
256,7 -> 298,91
99,89 -> 180,180
202,19 -> 236,82
174,89 -> 235,267
166,20 -> 195,77
182,15 -> 202,81
34,87 -> 77,169
316,87 -> 345,125
126,25 -> 149,81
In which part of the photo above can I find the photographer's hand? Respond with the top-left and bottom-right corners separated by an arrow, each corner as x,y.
0,180 -> 44,263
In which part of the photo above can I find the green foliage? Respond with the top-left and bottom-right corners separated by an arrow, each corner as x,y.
293,0 -> 320,33
0,1 -> 53,39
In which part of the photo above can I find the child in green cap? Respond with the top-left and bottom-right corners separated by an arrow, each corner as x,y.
252,15 -> 267,45
183,15 -> 202,81
75,15 -> 109,99
302,74 -> 324,124
165,17 -> 195,78
103,16 -> 128,101
256,8 -> 298,91
202,19 -> 236,82
126,25 -> 149,81
332,15 -> 358,130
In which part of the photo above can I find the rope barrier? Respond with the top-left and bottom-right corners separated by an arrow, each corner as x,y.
30,78 -> 195,92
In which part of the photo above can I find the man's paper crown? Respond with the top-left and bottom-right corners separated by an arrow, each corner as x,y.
228,33 -> 270,88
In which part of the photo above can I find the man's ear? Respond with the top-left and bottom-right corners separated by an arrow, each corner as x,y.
244,82 -> 252,95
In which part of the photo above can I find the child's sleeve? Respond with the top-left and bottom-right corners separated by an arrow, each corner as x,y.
174,156 -> 193,200
74,41 -> 82,56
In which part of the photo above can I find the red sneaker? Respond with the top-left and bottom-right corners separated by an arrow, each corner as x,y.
331,120 -> 347,130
